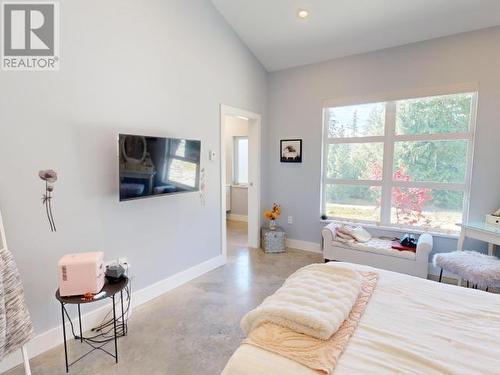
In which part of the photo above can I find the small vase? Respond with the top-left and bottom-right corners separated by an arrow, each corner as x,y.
269,219 -> 276,230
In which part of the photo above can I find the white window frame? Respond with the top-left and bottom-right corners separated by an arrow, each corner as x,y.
233,136 -> 249,185
320,90 -> 478,234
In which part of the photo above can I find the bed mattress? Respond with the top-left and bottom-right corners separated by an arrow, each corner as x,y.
222,262 -> 500,375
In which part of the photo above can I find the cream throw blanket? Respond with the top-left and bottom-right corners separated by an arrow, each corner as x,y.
244,272 -> 378,374
241,264 -> 362,340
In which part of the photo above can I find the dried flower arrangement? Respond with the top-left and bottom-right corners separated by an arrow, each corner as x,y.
264,203 -> 281,230
39,169 -> 57,232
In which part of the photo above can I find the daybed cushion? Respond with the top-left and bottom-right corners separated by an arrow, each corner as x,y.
222,262 -> 500,375
331,237 -> 416,260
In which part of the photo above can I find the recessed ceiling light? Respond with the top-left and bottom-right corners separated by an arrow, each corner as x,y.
297,9 -> 309,19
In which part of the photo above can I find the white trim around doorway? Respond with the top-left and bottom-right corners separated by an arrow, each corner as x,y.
220,105 -> 262,260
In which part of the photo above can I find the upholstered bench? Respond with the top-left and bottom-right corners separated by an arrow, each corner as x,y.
433,250 -> 500,289
321,223 -> 433,278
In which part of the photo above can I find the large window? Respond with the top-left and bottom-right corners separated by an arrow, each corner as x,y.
322,92 -> 477,233
233,136 -> 249,185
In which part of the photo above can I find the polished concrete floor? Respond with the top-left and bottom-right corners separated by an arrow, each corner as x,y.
4,221 -> 321,375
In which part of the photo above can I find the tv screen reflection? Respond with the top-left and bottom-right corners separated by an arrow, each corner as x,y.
119,134 -> 201,201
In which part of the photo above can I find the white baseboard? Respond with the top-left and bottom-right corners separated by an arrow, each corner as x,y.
227,214 -> 248,222
131,255 -> 224,306
0,255 -> 225,373
286,238 -> 322,254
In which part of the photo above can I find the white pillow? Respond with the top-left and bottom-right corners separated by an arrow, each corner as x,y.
350,226 -> 372,243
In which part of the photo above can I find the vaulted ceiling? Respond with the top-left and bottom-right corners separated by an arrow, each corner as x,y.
211,0 -> 500,71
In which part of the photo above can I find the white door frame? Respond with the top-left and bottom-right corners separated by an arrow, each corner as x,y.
220,104 -> 262,260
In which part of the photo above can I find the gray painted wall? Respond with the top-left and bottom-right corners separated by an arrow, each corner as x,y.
264,27 -> 500,256
0,0 -> 266,333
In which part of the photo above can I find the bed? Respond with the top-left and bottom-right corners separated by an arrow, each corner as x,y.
222,262 -> 500,375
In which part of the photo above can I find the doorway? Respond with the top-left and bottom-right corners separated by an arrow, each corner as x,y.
220,105 -> 261,260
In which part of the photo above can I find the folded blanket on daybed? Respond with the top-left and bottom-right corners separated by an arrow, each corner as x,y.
241,264 -> 378,374
336,225 -> 371,244
241,264 -> 362,340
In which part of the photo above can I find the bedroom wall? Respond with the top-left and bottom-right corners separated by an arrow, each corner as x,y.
0,0 -> 266,336
264,26 -> 500,256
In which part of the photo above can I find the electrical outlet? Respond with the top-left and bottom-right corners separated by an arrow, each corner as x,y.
288,216 -> 293,224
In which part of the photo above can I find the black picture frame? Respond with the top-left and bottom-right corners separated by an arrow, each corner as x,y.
280,139 -> 302,163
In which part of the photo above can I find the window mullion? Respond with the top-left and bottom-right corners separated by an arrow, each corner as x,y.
392,181 -> 465,191
321,109 -> 330,216
394,132 -> 471,142
380,101 -> 396,225
325,178 -> 382,186
327,136 -> 385,144
462,93 -> 479,224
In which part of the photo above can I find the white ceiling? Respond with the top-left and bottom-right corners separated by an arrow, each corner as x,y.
211,0 -> 500,72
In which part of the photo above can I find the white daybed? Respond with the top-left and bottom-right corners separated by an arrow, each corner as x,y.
322,223 -> 433,278
222,262 -> 500,375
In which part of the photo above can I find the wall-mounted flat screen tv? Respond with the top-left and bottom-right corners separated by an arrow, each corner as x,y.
119,134 -> 201,201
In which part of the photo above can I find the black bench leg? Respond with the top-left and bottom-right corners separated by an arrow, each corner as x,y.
438,268 -> 443,282
324,259 -> 329,263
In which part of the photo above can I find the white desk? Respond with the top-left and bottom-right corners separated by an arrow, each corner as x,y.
457,222 -> 500,256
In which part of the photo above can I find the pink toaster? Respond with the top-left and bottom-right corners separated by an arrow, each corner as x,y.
58,252 -> 105,297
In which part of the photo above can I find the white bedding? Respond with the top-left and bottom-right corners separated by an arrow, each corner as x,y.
222,262 -> 500,375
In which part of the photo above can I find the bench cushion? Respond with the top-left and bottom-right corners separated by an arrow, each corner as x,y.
332,237 -> 416,260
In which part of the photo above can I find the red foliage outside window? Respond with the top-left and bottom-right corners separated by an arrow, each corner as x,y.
370,166 -> 432,225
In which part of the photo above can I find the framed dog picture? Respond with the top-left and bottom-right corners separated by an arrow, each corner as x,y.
280,139 -> 302,163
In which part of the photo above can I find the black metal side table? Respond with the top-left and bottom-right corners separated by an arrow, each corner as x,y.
55,277 -> 128,373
